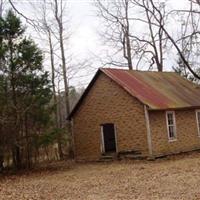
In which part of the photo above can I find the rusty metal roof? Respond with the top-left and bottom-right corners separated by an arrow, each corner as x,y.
68,68 -> 200,119
101,68 -> 200,110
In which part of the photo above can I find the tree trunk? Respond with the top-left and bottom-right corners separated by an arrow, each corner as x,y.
12,145 -> 21,169
54,0 -> 73,158
25,114 -> 31,169
124,0 -> 133,70
47,28 -> 64,160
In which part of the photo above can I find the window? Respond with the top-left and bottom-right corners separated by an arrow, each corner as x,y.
196,110 -> 200,136
166,111 -> 176,141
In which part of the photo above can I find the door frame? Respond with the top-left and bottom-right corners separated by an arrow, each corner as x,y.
100,123 -> 118,154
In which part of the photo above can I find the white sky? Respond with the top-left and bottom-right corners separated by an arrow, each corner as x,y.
7,0 -> 191,88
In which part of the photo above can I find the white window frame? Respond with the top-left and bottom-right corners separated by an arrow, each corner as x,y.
166,111 -> 177,142
195,110 -> 200,137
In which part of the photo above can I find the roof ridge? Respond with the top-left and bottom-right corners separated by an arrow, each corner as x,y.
100,67 -> 176,73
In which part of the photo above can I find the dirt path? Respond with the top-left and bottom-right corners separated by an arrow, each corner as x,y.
1,152 -> 200,200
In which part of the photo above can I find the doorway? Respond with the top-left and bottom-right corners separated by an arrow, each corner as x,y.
101,123 -> 117,153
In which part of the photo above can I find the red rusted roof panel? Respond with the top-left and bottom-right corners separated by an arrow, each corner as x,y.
101,68 -> 200,110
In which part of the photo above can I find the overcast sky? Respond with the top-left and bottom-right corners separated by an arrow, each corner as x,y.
9,0 -> 189,88
69,0 -> 187,58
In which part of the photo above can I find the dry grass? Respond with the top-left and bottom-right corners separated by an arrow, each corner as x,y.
1,152 -> 200,200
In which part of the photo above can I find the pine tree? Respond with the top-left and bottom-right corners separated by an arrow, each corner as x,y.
0,10 -> 52,169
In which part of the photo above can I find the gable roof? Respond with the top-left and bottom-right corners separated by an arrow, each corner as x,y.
68,68 -> 200,119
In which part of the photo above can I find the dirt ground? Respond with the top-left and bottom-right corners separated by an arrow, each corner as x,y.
1,152 -> 200,200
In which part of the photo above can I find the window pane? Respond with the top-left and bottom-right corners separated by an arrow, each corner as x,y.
166,112 -> 176,140
198,112 -> 200,122
169,126 -> 175,138
167,113 -> 173,125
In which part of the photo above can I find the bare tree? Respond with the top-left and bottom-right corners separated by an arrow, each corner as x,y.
95,0 -> 169,71
0,0 -> 6,17
95,0 -> 133,70
136,0 -> 200,79
175,0 -> 200,81
53,0 -> 70,117
130,0 -> 169,71
39,2 -> 65,159
52,0 -> 73,157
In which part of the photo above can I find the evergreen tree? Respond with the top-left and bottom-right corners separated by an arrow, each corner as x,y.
0,10 -> 52,169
